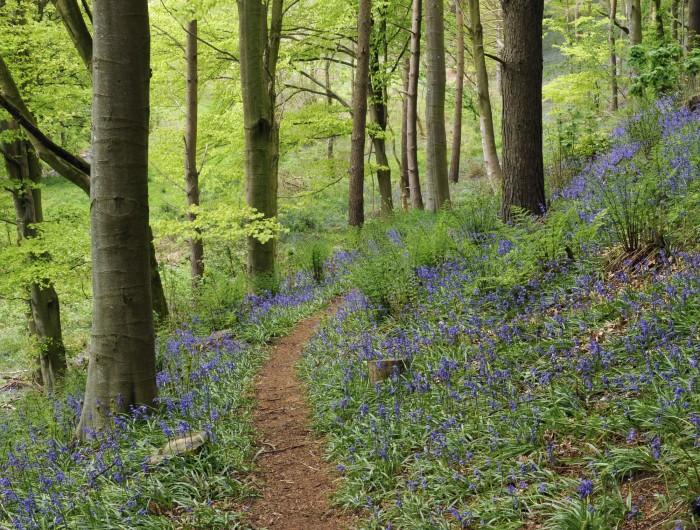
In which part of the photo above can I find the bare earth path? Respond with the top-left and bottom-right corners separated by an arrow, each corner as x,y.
243,302 -> 357,530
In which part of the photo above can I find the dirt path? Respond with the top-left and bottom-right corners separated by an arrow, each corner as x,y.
244,302 -> 357,530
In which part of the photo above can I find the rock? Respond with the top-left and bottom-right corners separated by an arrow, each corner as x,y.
149,431 -> 208,466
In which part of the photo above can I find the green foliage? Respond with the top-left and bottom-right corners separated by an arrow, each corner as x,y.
630,42 -> 700,97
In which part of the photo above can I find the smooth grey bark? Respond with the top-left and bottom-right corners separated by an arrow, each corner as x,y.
50,0 -> 93,73
369,13 -> 393,217
348,0 -> 372,227
78,0 -> 156,439
407,0 -> 424,210
449,0 -> 465,185
468,0 -> 502,193
185,18 -> 204,286
628,0 -> 642,45
237,0 -> 282,282
425,0 -> 450,212
500,0 -> 546,221
1,124 -> 67,392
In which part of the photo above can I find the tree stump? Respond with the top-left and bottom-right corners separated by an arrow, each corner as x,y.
367,358 -> 411,384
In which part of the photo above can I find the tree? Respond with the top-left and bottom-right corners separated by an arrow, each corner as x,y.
50,0 -> 93,73
424,0 -> 450,212
500,0 -> 545,221
628,0 -> 642,45
78,0 -> 156,439
449,0 -> 465,185
0,111 -> 67,392
185,17 -> 204,286
349,0 -> 372,227
609,0 -> 619,111
368,8 -> 393,217
406,0 -> 424,210
467,0 -> 502,193
237,0 -> 283,283
690,0 -> 700,49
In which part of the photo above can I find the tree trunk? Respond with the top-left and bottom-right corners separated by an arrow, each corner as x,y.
689,0 -> 700,48
400,55 -> 410,211
369,12 -> 393,217
78,0 -> 156,439
673,0 -> 680,42
449,0 -> 465,185
469,0 -> 502,193
407,0 -> 424,210
500,0 -> 546,221
237,0 -> 281,282
653,0 -> 664,39
628,0 -> 642,45
610,0 -> 619,112
425,0 -> 450,212
325,58 -> 334,159
348,0 -> 372,227
185,18 -> 204,287
2,128 -> 67,393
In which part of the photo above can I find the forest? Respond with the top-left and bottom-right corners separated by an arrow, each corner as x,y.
2,0 -> 700,528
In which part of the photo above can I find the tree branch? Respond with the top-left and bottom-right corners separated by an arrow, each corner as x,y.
0,93 -> 90,177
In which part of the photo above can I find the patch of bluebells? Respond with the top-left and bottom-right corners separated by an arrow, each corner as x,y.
0,252 -> 354,529
301,107 -> 700,527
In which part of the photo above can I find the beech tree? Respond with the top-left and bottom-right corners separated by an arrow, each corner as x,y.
424,0 -> 450,212
349,0 -> 372,227
237,0 -> 283,282
500,0 -> 545,221
628,0 -> 642,45
406,0 -> 424,210
449,0 -> 465,185
467,0 -> 502,193
78,0 -> 156,438
185,17 -> 204,286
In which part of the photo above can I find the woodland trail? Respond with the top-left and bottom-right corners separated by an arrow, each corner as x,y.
243,301 -> 357,530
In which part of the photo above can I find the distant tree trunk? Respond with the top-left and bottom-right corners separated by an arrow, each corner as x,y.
500,0 -> 546,221
653,0 -> 664,39
673,0 -> 680,42
237,0 -> 282,282
400,55 -> 410,211
610,0 -> 619,111
628,0 -> 642,45
1,127 -> 67,393
407,0 -> 424,210
468,0 -> 502,193
50,0 -> 93,73
449,0 -> 465,184
78,0 -> 156,439
689,0 -> 700,48
325,58 -> 335,159
369,13 -> 393,217
425,0 -> 451,212
495,3 -> 503,94
349,0 -> 372,227
185,18 -> 204,287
